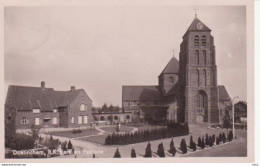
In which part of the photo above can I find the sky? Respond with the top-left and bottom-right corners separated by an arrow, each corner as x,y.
4,6 -> 246,107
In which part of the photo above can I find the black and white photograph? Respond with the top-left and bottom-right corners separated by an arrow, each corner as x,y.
1,1 -> 255,163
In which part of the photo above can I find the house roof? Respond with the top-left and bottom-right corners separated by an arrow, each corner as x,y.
159,56 -> 179,75
185,17 -> 211,33
218,85 -> 230,101
6,85 -> 89,111
122,85 -> 162,101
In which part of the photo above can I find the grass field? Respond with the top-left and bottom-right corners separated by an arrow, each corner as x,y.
78,135 -> 108,145
47,129 -> 100,138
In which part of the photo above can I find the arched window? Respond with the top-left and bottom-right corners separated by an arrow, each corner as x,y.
195,50 -> 199,65
203,69 -> 207,86
203,50 -> 207,65
196,70 -> 200,86
202,36 -> 206,46
169,76 -> 174,84
194,35 -> 199,46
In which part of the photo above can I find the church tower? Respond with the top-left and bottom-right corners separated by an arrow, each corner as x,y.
178,15 -> 219,124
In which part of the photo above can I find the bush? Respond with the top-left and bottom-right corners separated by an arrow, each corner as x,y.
72,129 -> 82,134
105,122 -> 189,145
113,148 -> 121,158
189,135 -> 194,148
208,136 -> 213,147
131,148 -> 136,158
46,135 -> 60,152
219,133 -> 223,142
228,130 -> 233,142
169,139 -> 176,157
8,133 -> 34,150
180,139 -> 187,154
61,141 -> 68,151
144,142 -> 152,157
157,142 -> 165,157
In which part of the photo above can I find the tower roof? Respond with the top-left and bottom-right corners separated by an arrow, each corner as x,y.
185,17 -> 211,33
160,56 -> 179,75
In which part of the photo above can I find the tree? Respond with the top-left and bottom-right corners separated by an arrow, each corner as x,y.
68,140 -> 73,149
189,135 -> 194,148
101,103 -> 108,112
113,148 -> 121,158
222,108 -> 232,136
31,124 -> 41,141
144,142 -> 152,157
157,142 -> 165,157
131,148 -> 136,158
219,133 -> 223,142
169,139 -> 176,157
180,139 -> 187,154
61,141 -> 67,151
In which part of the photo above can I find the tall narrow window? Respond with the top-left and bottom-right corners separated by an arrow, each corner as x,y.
196,70 -> 200,86
195,50 -> 199,65
203,50 -> 207,65
202,36 -> 206,46
35,118 -> 40,125
84,116 -> 88,124
194,35 -> 199,46
203,69 -> 207,86
21,117 -> 28,124
80,104 -> 85,111
78,116 -> 82,124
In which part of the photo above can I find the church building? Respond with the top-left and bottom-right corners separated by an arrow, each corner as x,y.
122,15 -> 231,124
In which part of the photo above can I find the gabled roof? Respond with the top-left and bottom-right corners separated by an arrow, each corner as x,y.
122,85 -> 162,101
159,56 -> 179,75
185,17 -> 211,34
6,85 -> 89,111
218,85 -> 230,101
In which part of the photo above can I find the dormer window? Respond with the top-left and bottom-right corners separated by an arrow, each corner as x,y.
33,109 -> 40,113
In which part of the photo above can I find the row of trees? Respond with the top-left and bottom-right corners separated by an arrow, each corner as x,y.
105,123 -> 189,145
112,130 -> 234,158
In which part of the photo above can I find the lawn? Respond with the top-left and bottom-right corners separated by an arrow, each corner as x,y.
78,135 -> 108,145
101,125 -> 133,134
47,129 -> 100,138
125,124 -> 164,130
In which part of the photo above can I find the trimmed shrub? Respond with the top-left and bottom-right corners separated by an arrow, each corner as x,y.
208,136 -> 213,147
201,137 -> 205,149
169,139 -> 176,157
113,148 -> 121,158
228,130 -> 233,142
131,148 -> 136,158
189,135 -> 194,148
219,133 -> 223,142
8,133 -> 34,150
197,137 -> 202,148
144,142 -> 152,157
216,137 -> 220,145
157,142 -> 165,157
68,140 -> 73,149
61,141 -> 68,151
180,139 -> 187,154
205,134 -> 209,146
223,132 -> 227,143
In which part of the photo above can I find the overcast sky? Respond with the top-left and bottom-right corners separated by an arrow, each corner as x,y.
4,6 -> 246,107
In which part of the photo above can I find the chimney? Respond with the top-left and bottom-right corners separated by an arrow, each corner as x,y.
71,86 -> 75,91
41,81 -> 45,88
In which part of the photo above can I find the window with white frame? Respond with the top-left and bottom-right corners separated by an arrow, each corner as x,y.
21,117 -> 28,124
33,109 -> 40,113
84,116 -> 88,124
80,104 -> 85,111
53,117 -> 57,124
71,117 -> 75,123
78,116 -> 82,124
35,118 -> 40,125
